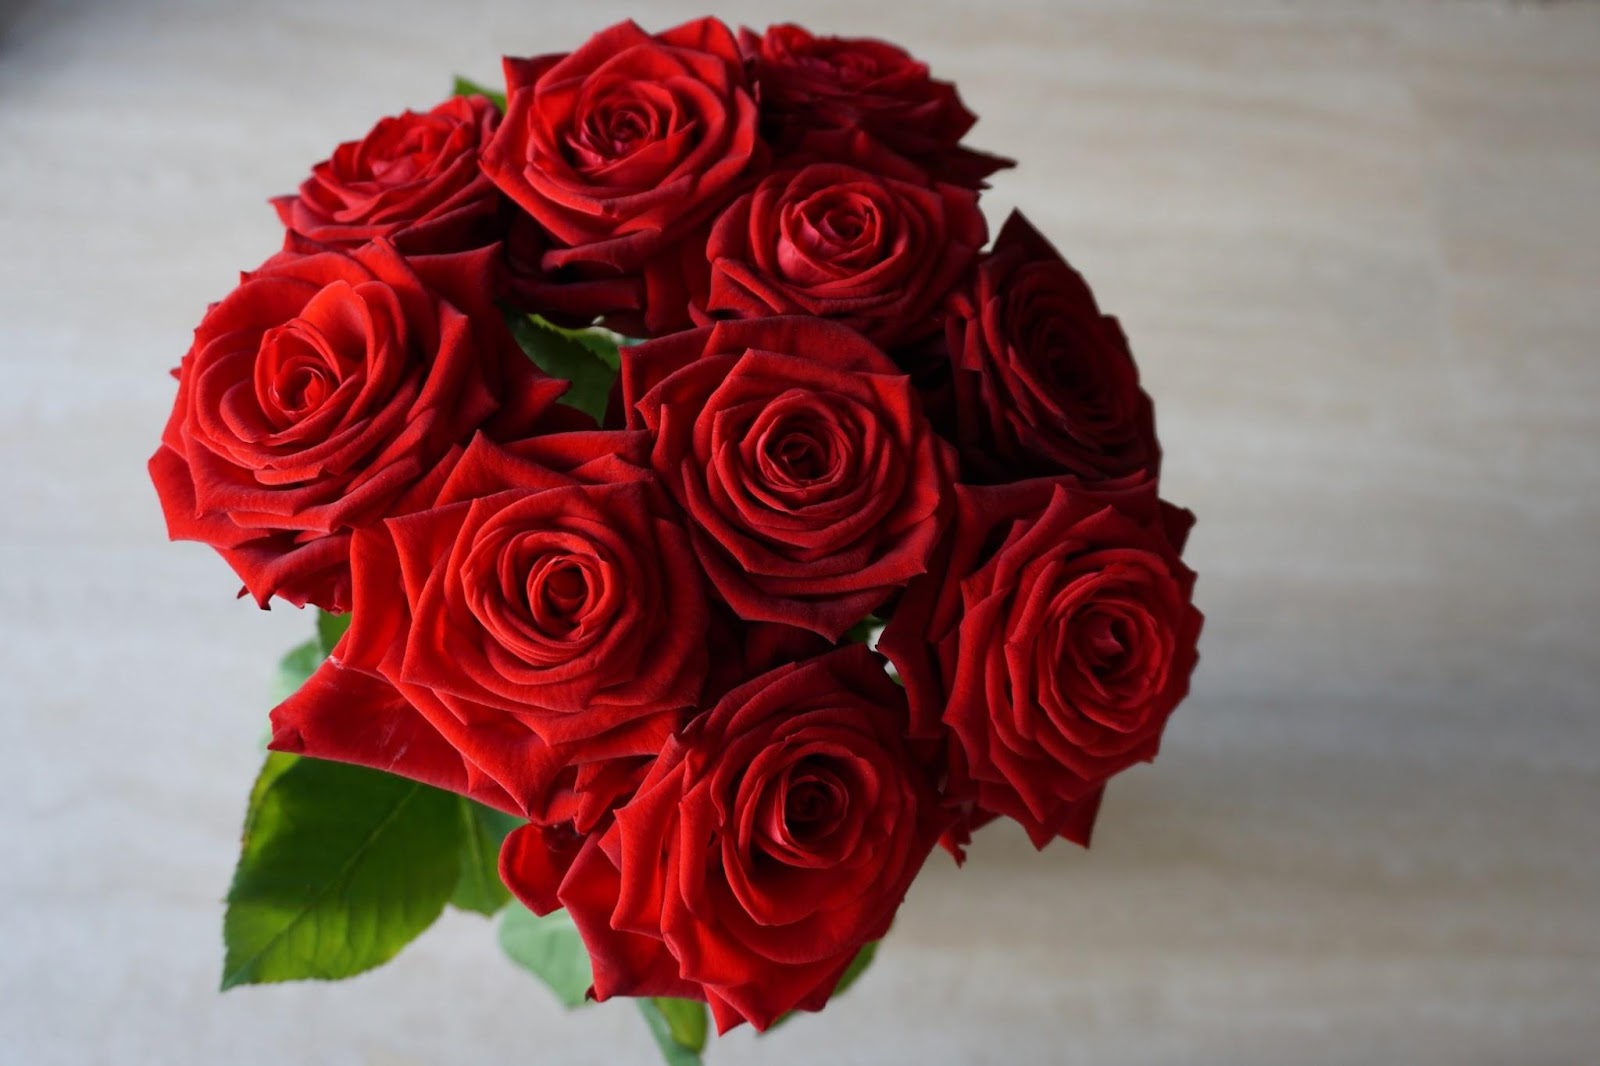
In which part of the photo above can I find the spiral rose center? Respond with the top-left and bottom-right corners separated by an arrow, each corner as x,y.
525,552 -> 599,635
255,324 -> 346,427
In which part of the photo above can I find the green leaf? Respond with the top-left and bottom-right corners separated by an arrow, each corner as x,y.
843,614 -> 884,647
761,940 -> 879,1033
272,638 -> 323,704
531,314 -> 626,371
315,609 -> 351,656
637,998 -> 706,1066
451,799 -> 522,916
498,903 -> 594,1008
505,312 -> 618,426
452,75 -> 507,112
832,938 -> 879,998
221,756 -> 462,990
651,997 -> 708,1052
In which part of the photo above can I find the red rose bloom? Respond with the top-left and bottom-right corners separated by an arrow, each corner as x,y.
503,645 -> 944,1031
946,210 -> 1160,485
269,430 -> 713,818
481,18 -> 766,335
698,132 -> 986,348
272,95 -> 506,255
623,317 -> 954,639
742,23 -> 1011,187
879,477 -> 1201,847
149,240 -> 564,610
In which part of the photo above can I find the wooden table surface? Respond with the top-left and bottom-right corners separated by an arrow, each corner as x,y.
2,1 -> 1596,1063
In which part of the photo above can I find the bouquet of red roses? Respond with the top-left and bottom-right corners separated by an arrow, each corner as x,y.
151,17 -> 1201,1061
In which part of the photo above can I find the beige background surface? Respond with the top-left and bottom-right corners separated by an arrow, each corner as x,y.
2,1 -> 1597,1063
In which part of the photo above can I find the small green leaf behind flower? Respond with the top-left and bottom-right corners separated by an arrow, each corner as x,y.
504,312 -> 620,426
498,903 -> 594,1009
638,998 -> 709,1065
451,800 -> 521,916
451,75 -> 507,112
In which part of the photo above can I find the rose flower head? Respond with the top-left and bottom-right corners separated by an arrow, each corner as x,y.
149,240 -> 565,610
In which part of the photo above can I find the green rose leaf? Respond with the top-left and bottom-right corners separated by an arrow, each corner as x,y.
505,312 -> 618,426
451,75 -> 507,113
451,799 -> 522,916
637,998 -> 707,1066
315,609 -> 351,656
498,903 -> 594,1009
532,314 -> 626,371
272,639 -> 322,704
651,997 -> 709,1052
221,756 -> 461,990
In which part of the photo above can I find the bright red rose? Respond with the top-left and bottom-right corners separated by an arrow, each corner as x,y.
269,430 -> 713,819
149,240 -> 564,610
272,95 -> 506,255
698,132 -> 986,348
503,645 -> 945,1031
623,317 -> 955,639
741,23 -> 1011,187
481,18 -> 766,335
878,477 -> 1201,848
946,210 -> 1160,485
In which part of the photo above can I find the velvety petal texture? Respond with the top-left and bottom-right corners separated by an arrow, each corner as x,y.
741,23 -> 1012,187
482,18 -> 768,335
879,476 -> 1201,847
272,94 -> 507,255
149,240 -> 566,609
945,210 -> 1161,485
698,132 -> 986,347
503,646 -> 945,1031
268,430 -> 713,821
623,317 -> 955,639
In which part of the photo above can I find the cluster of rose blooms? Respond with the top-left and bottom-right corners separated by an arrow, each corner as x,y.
151,18 -> 1201,1033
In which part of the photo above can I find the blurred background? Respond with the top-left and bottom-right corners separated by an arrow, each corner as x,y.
2,0 -> 1596,1063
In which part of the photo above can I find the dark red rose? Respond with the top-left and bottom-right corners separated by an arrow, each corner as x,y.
697,132 -> 986,348
269,430 -> 713,819
622,317 -> 955,639
741,23 -> 1011,187
149,240 -> 565,610
481,18 -> 766,336
878,477 -> 1201,847
946,210 -> 1160,485
272,95 -> 506,255
503,645 -> 945,1031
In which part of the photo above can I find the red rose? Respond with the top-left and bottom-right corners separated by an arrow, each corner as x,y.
503,645 -> 944,1031
698,132 -> 986,348
481,18 -> 766,335
269,430 -> 713,819
879,477 -> 1201,847
946,210 -> 1160,485
149,240 -> 564,610
272,95 -> 506,255
742,23 -> 1011,187
622,317 -> 954,639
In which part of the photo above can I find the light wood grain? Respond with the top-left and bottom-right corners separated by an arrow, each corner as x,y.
1,1 -> 1596,1063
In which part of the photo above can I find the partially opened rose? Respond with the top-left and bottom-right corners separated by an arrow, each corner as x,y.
272,94 -> 506,255
946,210 -> 1160,485
880,476 -> 1201,847
149,240 -> 564,610
742,23 -> 1011,187
623,317 -> 954,639
270,430 -> 712,817
504,645 -> 945,1031
698,132 -> 986,348
481,17 -> 766,335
